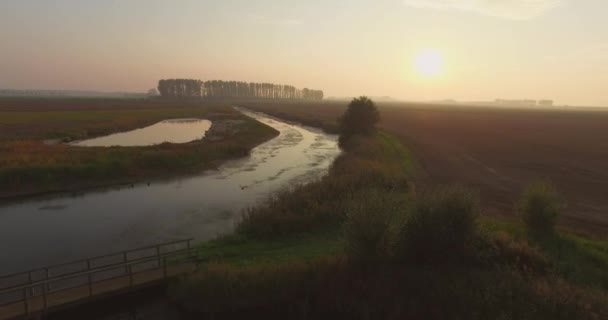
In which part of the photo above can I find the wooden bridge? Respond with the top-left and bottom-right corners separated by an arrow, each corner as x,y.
0,239 -> 196,320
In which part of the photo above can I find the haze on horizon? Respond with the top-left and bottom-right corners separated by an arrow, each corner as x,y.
1,0 -> 607,106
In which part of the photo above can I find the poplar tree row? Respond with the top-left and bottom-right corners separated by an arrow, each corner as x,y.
157,79 -> 323,100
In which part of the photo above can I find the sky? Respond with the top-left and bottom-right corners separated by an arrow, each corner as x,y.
1,0 -> 607,106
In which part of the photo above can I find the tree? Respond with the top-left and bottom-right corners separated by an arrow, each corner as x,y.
157,78 -> 324,101
147,88 -> 159,97
339,96 -> 380,138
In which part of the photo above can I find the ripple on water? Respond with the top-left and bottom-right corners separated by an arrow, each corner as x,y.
38,204 -> 68,211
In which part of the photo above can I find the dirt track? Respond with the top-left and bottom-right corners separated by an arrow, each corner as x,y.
245,101 -> 608,236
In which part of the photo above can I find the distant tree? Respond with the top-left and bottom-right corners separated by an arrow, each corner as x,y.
157,78 -> 323,101
340,96 -> 380,138
147,88 -> 159,97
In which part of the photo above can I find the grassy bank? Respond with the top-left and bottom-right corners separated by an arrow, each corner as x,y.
172,107 -> 608,319
0,102 -> 279,200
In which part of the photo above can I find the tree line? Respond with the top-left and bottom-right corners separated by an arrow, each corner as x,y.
157,79 -> 323,100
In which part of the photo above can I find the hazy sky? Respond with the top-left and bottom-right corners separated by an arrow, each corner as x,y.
1,0 -> 607,106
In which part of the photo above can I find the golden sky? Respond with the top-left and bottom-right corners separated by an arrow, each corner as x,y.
1,0 -> 607,106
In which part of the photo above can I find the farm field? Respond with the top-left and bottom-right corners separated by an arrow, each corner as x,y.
243,101 -> 608,237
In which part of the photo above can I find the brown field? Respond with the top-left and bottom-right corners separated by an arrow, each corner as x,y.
243,101 -> 608,237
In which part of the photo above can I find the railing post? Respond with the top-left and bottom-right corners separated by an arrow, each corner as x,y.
27,271 -> 34,297
42,281 -> 48,312
23,287 -> 29,316
45,268 -> 50,292
124,252 -> 128,275
88,274 -> 93,297
187,239 -> 194,260
157,245 -> 161,268
86,259 -> 93,296
128,265 -> 133,288
163,257 -> 168,279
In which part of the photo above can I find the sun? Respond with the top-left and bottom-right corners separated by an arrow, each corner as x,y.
413,49 -> 444,78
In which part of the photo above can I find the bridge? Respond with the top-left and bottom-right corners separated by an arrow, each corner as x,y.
0,239 -> 196,320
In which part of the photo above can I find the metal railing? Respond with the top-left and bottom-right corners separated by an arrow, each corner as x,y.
0,239 -> 195,317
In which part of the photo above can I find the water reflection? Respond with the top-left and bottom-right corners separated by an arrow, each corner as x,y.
72,119 -> 212,147
0,110 -> 340,274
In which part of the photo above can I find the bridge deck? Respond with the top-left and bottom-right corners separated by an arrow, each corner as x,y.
0,263 -> 193,320
0,239 -> 196,320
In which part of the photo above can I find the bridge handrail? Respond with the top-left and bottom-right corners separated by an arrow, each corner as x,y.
0,246 -> 195,297
0,238 -> 193,287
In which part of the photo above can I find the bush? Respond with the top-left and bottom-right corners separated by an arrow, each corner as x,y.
339,97 -> 380,146
169,257 -> 347,318
343,190 -> 405,262
171,256 -> 607,319
474,231 -> 550,273
520,182 -> 560,238
395,187 -> 479,263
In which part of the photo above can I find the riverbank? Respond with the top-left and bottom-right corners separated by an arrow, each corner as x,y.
0,101 -> 279,201
171,105 -> 608,319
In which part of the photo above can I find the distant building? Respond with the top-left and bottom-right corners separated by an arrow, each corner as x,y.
494,99 -> 555,107
494,99 -> 537,107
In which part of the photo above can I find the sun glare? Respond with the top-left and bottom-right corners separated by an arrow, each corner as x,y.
414,49 -> 444,78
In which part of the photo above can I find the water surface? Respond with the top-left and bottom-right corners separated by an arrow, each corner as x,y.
0,110 -> 340,274
72,118 -> 212,147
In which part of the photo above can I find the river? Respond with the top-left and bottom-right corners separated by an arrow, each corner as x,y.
0,110 -> 340,275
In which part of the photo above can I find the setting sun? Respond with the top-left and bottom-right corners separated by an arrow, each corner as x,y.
414,49 -> 444,78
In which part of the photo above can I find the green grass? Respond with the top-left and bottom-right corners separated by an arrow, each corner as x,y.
193,228 -> 343,266
377,131 -> 417,175
481,217 -> 608,290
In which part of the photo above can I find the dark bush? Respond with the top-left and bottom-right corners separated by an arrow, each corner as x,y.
171,256 -> 607,319
395,187 -> 479,263
520,182 -> 560,238
474,231 -> 550,273
343,190 -> 405,262
339,97 -> 379,147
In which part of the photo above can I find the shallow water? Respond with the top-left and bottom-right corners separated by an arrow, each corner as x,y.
0,110 -> 340,274
72,118 -> 212,147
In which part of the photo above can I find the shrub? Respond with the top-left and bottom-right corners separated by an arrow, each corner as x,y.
339,97 -> 380,147
169,257 -> 347,317
519,182 -> 560,238
474,231 -> 550,273
395,187 -> 479,263
343,190 -> 405,262
171,256 -> 607,319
